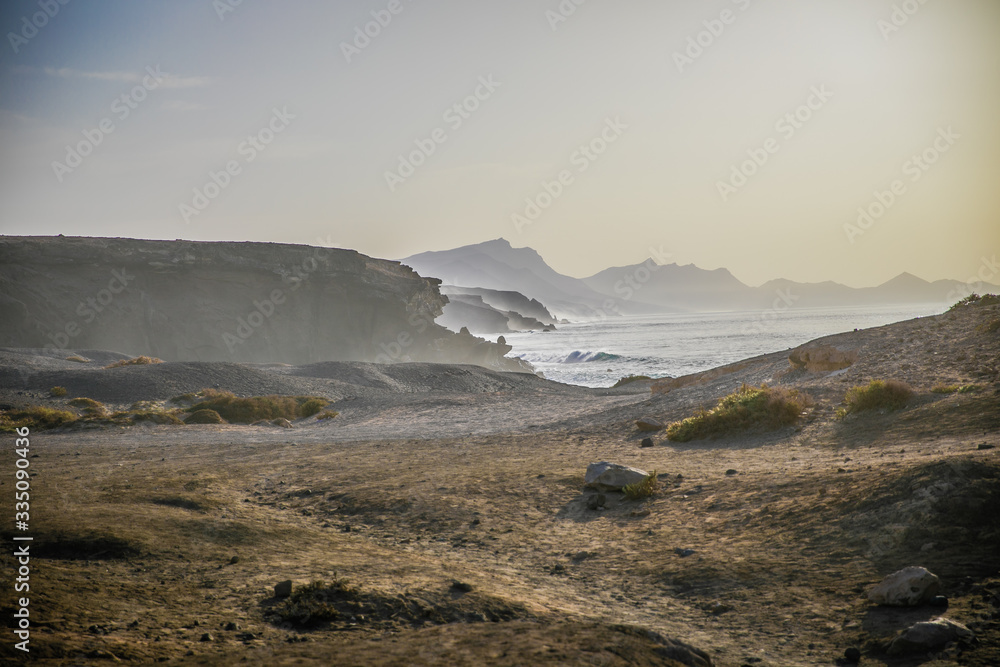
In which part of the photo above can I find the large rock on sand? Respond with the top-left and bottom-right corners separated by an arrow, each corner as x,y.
788,343 -> 858,372
868,566 -> 941,606
888,617 -> 974,655
586,462 -> 649,491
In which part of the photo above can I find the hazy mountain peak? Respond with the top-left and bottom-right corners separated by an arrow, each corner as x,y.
879,272 -> 932,288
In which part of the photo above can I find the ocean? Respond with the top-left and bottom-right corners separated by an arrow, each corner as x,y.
503,303 -> 946,387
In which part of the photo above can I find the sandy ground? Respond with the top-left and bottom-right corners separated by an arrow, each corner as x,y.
0,302 -> 998,666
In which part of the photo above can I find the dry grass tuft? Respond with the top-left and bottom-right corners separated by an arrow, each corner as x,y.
189,389 -> 329,424
837,379 -> 914,418
666,384 -> 808,442
69,397 -> 107,417
268,578 -> 356,627
932,384 -> 983,395
622,472 -> 659,501
0,405 -> 77,432
184,409 -> 226,425
122,410 -> 184,425
49,386 -> 67,397
103,355 -> 164,369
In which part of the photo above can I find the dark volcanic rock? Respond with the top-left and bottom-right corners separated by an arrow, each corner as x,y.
274,580 -> 293,599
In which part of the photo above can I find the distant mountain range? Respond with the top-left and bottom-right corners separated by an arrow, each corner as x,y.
402,239 -> 621,321
402,239 -> 998,333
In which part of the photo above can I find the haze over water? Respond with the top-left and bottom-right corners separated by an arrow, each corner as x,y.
504,304 -> 945,387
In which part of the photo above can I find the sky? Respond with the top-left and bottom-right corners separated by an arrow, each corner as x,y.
0,0 -> 998,288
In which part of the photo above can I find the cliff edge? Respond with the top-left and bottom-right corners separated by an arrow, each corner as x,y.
0,236 -> 532,372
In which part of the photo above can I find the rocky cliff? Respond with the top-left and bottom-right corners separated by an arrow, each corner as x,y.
0,236 -> 533,372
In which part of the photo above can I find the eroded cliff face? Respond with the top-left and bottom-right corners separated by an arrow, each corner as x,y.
0,237 -> 532,372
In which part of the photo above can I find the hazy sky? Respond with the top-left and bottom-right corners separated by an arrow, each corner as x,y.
1,0 -> 998,288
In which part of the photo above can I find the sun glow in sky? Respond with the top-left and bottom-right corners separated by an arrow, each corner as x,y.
1,0 -> 998,287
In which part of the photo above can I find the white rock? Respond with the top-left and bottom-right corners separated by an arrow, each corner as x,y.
585,462 -> 649,490
888,617 -> 973,655
868,566 -> 941,606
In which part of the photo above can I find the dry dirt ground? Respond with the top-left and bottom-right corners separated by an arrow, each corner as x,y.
1,302 -> 999,666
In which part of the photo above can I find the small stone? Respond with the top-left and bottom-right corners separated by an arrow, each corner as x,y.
929,595 -> 949,608
200,632 -> 213,642
274,580 -> 293,598
229,555 -> 240,564
708,602 -> 731,615
640,437 -> 654,448
451,580 -> 473,593
978,444 -> 995,450
224,622 -> 240,631
725,469 -> 738,476
844,647 -> 861,662
586,493 -> 607,511
675,548 -> 695,558
636,418 -> 664,432
869,566 -> 941,606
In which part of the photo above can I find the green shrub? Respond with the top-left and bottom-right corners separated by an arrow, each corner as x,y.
612,375 -> 652,388
188,390 -> 328,424
49,386 -> 67,397
103,356 -> 163,369
837,379 -> 914,418
316,410 -> 339,421
0,406 -> 77,432
666,384 -> 808,442
622,471 -> 659,501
